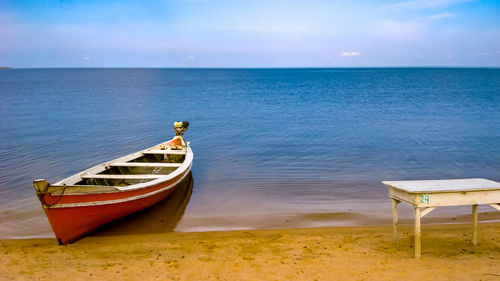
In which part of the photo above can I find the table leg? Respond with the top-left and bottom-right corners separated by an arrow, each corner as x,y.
392,199 -> 399,243
414,206 -> 421,258
472,204 -> 478,245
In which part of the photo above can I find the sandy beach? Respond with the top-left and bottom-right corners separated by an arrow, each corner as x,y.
1,223 -> 499,281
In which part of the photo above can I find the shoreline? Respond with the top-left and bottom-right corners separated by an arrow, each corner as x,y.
2,208 -> 499,240
2,223 -> 499,280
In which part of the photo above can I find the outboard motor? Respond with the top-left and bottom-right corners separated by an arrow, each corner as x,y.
174,121 -> 189,136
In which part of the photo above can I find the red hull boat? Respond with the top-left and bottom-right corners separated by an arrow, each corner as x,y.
34,122 -> 193,245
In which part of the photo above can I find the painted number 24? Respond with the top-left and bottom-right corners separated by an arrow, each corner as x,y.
419,194 -> 431,204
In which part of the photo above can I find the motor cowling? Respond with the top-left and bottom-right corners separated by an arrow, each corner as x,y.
174,121 -> 189,136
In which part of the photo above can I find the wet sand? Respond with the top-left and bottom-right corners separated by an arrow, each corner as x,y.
1,223 -> 499,281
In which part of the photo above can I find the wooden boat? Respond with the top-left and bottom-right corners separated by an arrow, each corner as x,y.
33,121 -> 193,245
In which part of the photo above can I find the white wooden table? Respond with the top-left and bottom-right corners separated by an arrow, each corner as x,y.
382,178 -> 500,258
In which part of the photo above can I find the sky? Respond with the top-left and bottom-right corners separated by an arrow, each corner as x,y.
0,0 -> 499,67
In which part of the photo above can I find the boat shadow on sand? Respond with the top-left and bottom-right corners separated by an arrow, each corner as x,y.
92,172 -> 194,236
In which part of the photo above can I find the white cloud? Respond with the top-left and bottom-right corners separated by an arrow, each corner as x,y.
340,51 -> 361,57
371,20 -> 424,40
482,52 -> 489,56
83,56 -> 91,61
235,25 -> 309,33
429,12 -> 456,19
380,0 -> 472,10
186,55 -> 196,60
167,0 -> 207,2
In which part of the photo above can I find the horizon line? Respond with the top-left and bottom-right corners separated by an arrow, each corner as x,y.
3,66 -> 500,70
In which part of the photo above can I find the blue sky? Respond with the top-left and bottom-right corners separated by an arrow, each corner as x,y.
0,0 -> 499,67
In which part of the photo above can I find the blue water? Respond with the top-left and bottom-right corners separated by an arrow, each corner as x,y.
1,68 -> 499,237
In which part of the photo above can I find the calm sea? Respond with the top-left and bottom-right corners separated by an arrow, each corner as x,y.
1,68 -> 499,238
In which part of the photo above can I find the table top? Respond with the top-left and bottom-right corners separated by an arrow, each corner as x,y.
382,178 -> 500,193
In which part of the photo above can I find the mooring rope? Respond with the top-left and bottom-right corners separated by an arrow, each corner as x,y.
39,184 -> 68,208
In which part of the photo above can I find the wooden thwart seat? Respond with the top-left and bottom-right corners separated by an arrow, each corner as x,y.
143,149 -> 187,155
81,174 -> 163,180
109,162 -> 182,168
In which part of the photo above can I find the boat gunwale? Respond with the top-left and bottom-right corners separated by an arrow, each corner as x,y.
47,162 -> 192,207
46,161 -> 193,196
51,138 -> 193,194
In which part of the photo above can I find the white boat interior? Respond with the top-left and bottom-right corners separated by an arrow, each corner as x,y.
33,122 -> 193,196
53,140 -> 192,189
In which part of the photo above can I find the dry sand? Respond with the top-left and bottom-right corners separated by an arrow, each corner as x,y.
1,223 -> 499,281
